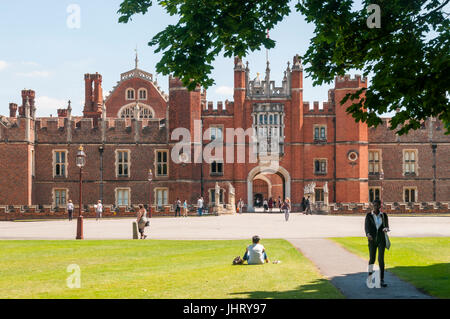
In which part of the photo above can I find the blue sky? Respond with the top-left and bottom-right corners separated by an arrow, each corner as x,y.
0,0 -> 363,117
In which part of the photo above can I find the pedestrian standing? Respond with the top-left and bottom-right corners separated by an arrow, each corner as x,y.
282,198 -> 291,221
197,196 -> 203,216
365,199 -> 390,287
263,199 -> 268,212
137,204 -> 149,239
301,197 -> 306,213
175,198 -> 181,217
278,196 -> 282,213
183,200 -> 188,217
237,198 -> 244,214
305,196 -> 311,215
95,200 -> 103,221
268,197 -> 273,213
67,200 -> 74,221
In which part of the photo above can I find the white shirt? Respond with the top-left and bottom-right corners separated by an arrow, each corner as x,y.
247,243 -> 265,265
96,204 -> 103,213
197,199 -> 203,208
372,212 -> 383,230
67,203 -> 74,211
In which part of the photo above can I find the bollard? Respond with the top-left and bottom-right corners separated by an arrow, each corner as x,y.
76,216 -> 83,240
132,221 -> 138,239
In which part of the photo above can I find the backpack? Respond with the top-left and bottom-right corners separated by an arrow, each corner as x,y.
232,256 -> 244,265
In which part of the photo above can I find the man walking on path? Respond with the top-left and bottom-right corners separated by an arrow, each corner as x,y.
95,200 -> 103,221
365,199 -> 390,288
67,200 -> 74,221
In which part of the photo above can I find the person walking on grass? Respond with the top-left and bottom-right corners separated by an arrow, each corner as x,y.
67,200 -> 74,221
95,200 -> 103,221
282,198 -> 291,221
365,199 -> 390,287
137,204 -> 149,239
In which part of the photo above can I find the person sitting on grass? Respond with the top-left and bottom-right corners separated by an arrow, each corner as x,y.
243,235 -> 269,265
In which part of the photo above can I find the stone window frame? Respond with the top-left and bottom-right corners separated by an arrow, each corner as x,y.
115,187 -> 131,206
52,188 -> 68,207
138,88 -> 148,100
403,149 -> 419,176
314,187 -> 324,202
313,158 -> 328,175
115,149 -> 131,178
210,160 -> 224,176
208,187 -> 225,205
53,149 -> 68,178
155,149 -> 169,177
126,88 -> 135,100
368,187 -> 381,203
368,149 -> 382,175
118,102 -> 155,119
403,186 -> 418,203
154,187 -> 169,208
313,124 -> 327,141
208,125 -> 224,141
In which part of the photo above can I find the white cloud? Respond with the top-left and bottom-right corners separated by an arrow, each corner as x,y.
21,61 -> 40,67
16,71 -> 51,78
215,85 -> 233,96
0,60 -> 8,71
35,96 -> 68,117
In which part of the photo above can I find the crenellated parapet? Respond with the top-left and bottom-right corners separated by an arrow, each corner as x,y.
33,116 -> 167,144
202,100 -> 234,116
304,90 -> 336,115
335,74 -> 368,89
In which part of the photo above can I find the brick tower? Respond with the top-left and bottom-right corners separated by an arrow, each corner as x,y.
334,75 -> 369,202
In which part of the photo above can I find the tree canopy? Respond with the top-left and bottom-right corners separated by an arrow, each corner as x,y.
118,0 -> 450,135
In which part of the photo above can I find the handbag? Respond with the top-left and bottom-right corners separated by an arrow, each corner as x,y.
145,220 -> 150,227
382,214 -> 391,250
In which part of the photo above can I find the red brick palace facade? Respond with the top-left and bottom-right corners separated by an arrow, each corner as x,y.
0,56 -> 449,212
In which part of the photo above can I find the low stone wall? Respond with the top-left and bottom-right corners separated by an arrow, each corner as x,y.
0,204 -> 214,221
328,202 -> 450,214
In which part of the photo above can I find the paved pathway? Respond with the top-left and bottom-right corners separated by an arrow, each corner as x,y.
1,213 -> 449,240
288,238 -> 433,299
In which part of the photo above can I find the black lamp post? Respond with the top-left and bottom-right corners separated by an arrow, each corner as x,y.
148,169 -> 153,218
76,146 -> 86,240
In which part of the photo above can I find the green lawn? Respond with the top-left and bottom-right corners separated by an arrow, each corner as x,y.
331,237 -> 450,298
0,239 -> 343,299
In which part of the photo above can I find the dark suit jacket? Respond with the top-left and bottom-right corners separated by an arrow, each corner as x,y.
365,212 -> 389,244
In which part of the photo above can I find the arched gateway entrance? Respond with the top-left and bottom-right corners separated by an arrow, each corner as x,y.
247,166 -> 291,212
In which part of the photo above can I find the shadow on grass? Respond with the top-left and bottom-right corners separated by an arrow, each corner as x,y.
229,278 -> 342,299
385,263 -> 449,299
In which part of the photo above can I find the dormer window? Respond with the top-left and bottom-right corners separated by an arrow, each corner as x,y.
126,88 -> 135,100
